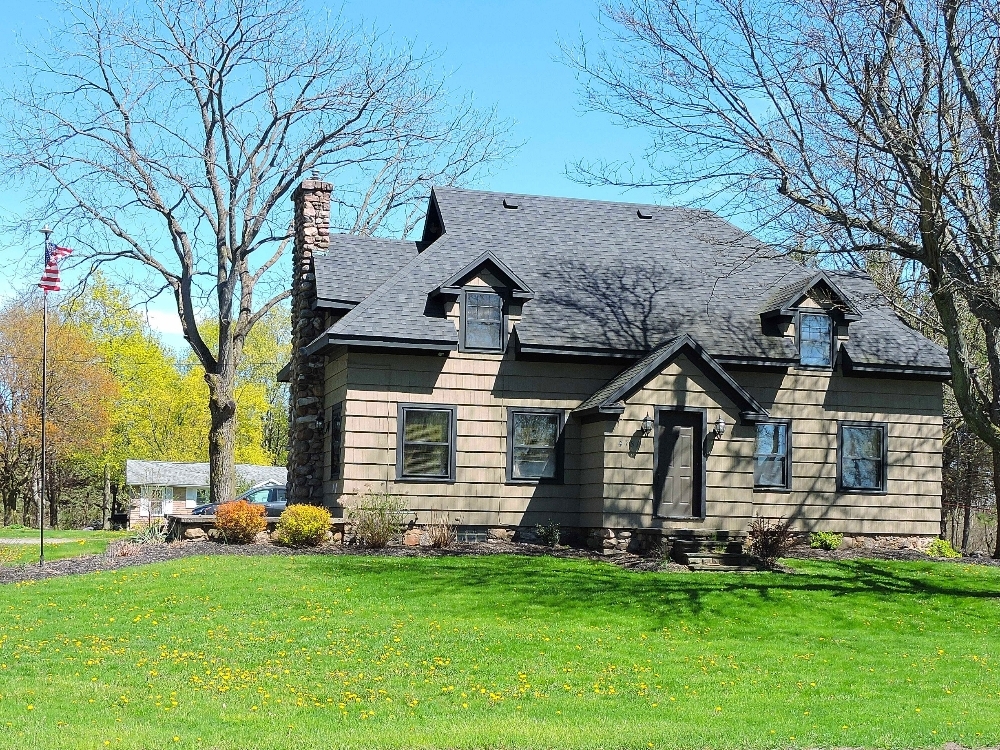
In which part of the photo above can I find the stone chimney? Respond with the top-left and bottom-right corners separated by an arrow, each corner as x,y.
287,175 -> 333,505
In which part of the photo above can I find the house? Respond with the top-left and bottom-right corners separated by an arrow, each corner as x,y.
283,178 -> 949,550
125,460 -> 287,525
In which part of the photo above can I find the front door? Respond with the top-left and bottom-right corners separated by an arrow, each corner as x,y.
653,410 -> 702,518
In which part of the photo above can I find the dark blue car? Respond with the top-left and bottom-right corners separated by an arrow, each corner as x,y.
191,484 -> 287,518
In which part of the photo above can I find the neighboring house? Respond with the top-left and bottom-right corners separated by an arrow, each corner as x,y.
283,179 -> 949,548
125,460 -> 287,524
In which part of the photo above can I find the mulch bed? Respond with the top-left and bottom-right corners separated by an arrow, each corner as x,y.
1,538 -> 996,586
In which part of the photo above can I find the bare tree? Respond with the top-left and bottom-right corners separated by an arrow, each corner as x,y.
565,0 -> 1000,556
2,0 -> 512,503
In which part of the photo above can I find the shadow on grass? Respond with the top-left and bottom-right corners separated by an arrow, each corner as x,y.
283,554 -> 998,629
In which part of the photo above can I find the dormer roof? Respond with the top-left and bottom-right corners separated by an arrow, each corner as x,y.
760,271 -> 863,321
430,250 -> 534,300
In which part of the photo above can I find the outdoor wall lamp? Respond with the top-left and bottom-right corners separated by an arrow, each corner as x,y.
641,413 -> 654,435
713,415 -> 727,438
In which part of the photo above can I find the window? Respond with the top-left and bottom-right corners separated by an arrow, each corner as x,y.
397,405 -> 456,481
463,290 -> 503,350
245,488 -> 270,504
754,421 -> 792,490
330,403 -> 344,480
799,313 -> 833,367
839,422 -> 887,492
185,487 -> 209,508
507,409 -> 562,482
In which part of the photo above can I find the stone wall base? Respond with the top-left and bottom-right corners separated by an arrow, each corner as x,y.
331,522 -> 941,554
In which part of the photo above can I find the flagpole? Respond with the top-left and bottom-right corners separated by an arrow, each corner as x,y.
39,225 -> 51,567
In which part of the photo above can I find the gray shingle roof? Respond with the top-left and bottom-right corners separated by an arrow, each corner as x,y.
312,187 -> 950,373
125,460 -> 286,488
314,235 -> 419,307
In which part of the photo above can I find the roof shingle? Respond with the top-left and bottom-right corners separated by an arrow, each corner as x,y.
312,188 -> 949,373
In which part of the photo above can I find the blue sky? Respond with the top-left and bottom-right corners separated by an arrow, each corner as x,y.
0,0 -> 662,347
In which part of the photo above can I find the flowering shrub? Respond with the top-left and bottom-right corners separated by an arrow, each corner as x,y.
274,504 -> 331,547
926,538 -> 961,558
809,531 -> 843,550
214,500 -> 266,544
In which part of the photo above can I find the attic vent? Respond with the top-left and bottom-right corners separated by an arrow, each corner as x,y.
636,209 -> 653,219
502,198 -> 519,209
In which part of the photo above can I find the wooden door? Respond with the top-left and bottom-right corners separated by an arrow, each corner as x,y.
653,411 -> 702,518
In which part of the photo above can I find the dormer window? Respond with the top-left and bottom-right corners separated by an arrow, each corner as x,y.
463,290 -> 503,351
799,313 -> 833,367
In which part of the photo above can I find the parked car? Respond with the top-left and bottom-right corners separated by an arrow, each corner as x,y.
191,484 -> 287,517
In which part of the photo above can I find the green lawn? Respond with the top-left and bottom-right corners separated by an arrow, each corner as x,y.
0,554 -> 998,749
0,529 -> 128,565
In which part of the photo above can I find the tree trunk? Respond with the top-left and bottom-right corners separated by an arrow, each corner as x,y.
992,448 -> 1000,559
103,464 -> 111,530
961,485 -> 972,553
206,369 -> 238,506
47,461 -> 58,530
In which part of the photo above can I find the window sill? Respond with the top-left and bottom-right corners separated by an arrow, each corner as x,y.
505,478 -> 563,486
753,486 -> 792,494
837,486 -> 887,495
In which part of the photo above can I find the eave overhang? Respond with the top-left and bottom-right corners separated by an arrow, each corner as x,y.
841,349 -> 952,381
304,331 -> 457,356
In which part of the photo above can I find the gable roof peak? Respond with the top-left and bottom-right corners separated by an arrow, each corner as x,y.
760,270 -> 862,320
574,334 -> 769,421
430,250 -> 534,300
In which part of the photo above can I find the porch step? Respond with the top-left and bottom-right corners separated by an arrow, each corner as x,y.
672,551 -> 760,572
671,538 -> 746,557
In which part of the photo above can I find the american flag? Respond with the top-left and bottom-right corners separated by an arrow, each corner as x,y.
38,241 -> 73,293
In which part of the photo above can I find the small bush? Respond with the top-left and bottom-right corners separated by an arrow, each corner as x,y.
349,490 -> 406,548
926,538 -> 961,558
809,531 -> 843,550
746,517 -> 795,568
535,519 -> 561,547
275,504 -> 331,547
130,519 -> 167,545
214,500 -> 266,544
426,513 -> 455,548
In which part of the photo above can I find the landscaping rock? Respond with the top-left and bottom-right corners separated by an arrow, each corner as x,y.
402,529 -> 421,547
183,528 -> 208,541
488,527 -> 513,542
207,528 -> 223,541
254,530 -> 271,545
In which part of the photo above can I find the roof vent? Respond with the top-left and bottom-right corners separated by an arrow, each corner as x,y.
502,197 -> 519,210
636,208 -> 653,219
